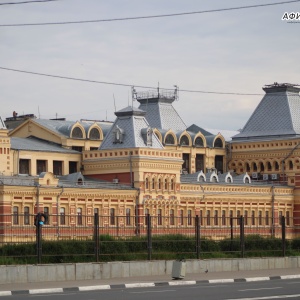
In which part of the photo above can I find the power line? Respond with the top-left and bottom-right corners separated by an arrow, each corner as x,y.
1,0 -> 299,26
0,66 -> 263,96
0,0 -> 58,5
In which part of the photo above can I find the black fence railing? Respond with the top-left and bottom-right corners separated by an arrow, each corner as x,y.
0,213 -> 297,264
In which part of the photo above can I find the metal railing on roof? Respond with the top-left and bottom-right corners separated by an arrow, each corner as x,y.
136,90 -> 176,100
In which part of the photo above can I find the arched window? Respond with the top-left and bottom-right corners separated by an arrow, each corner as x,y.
259,162 -> 265,172
211,176 -> 218,183
164,178 -> 168,189
152,178 -> 155,189
289,160 -> 293,170
275,161 -> 279,171
246,163 -> 250,172
72,127 -> 83,139
226,177 -> 232,183
253,162 -> 257,171
89,128 -> 100,140
145,178 -> 149,189
195,137 -> 204,147
267,162 -> 272,171
180,135 -> 189,146
171,179 -> 174,190
165,134 -> 175,145
158,178 -> 162,189
214,138 -> 223,148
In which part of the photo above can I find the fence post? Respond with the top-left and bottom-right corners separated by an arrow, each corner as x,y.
34,212 -> 47,264
94,213 -> 99,262
281,215 -> 286,257
36,225 -> 42,264
230,217 -> 233,251
240,216 -> 245,258
195,215 -> 201,259
147,214 -> 152,260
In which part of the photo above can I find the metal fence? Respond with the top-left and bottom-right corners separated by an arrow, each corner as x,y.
0,213 -> 295,264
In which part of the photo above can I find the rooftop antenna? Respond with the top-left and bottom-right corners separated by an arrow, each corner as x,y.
38,106 -> 40,119
131,86 -> 137,108
113,94 -> 117,112
157,82 -> 160,98
174,85 -> 179,101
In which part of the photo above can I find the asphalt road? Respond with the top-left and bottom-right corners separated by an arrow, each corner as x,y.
2,278 -> 300,300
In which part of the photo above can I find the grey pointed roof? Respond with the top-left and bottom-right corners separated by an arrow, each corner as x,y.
100,106 -> 164,150
187,124 -> 213,136
137,96 -> 186,132
232,84 -> 300,141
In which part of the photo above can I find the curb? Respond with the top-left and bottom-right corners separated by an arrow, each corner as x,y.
1,275 -> 300,296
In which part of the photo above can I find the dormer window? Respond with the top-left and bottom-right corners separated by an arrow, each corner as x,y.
89,128 -> 100,140
113,125 -> 124,144
180,135 -> 189,146
165,134 -> 175,145
195,137 -> 204,147
214,138 -> 223,148
72,127 -> 83,139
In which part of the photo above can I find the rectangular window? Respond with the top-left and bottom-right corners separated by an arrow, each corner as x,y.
206,210 -> 211,226
13,206 -> 19,225
180,210 -> 184,225
36,160 -> 47,175
266,211 -> 269,226
24,206 -> 30,225
77,208 -> 83,225
237,210 -> 241,225
53,161 -> 63,176
188,209 -> 192,226
200,210 -> 203,226
145,208 -> 150,225
126,208 -> 131,226
110,208 -> 115,225
19,159 -> 30,175
44,207 -> 49,225
279,211 -> 283,225
214,210 -> 218,226
244,210 -> 248,226
286,211 -> 290,226
251,210 -> 255,226
258,211 -> 262,226
170,209 -> 175,225
60,207 -> 65,225
222,210 -> 226,226
158,209 -> 162,226
69,161 -> 77,174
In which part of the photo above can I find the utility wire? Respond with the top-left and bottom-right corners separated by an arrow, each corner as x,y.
0,66 -> 263,96
0,0 -> 58,5
1,0 -> 299,26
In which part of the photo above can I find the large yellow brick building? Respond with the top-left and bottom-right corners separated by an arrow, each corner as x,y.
0,83 -> 298,239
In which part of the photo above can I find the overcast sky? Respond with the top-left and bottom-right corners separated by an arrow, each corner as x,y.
0,0 -> 299,131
